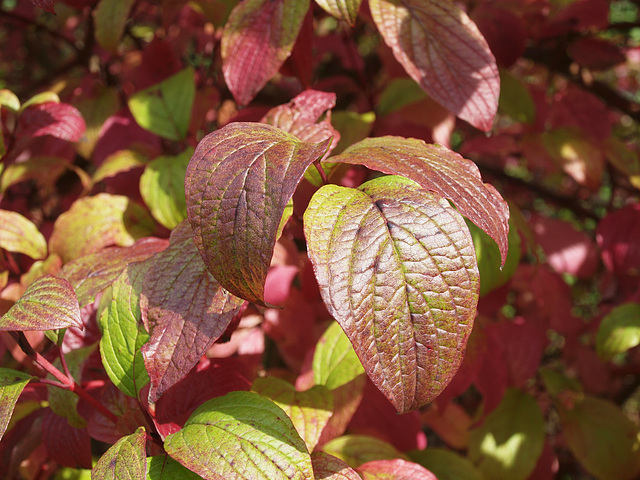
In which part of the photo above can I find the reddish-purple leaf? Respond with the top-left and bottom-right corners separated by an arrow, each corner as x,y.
185,122 -> 332,305
357,459 -> 437,480
369,0 -> 499,131
305,176 -> 479,413
221,0 -> 311,106
141,222 -> 245,403
330,136 -> 509,265
0,275 -> 82,331
32,0 -> 56,14
41,408 -> 92,468
17,102 -> 86,142
596,202 -> 640,277
568,37 -> 626,71
312,452 -> 361,480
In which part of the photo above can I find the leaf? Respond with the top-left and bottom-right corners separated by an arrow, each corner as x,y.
32,0 -> 55,14
0,275 -> 82,331
0,157 -> 70,194
0,210 -> 48,260
251,376 -> 333,452
377,78 -> 427,117
92,150 -> 148,185
0,368 -> 33,441
185,122 -> 331,305
41,408 -> 92,468
0,89 -> 20,111
468,389 -> 545,480
313,321 -> 365,390
357,459 -> 437,480
329,136 -> 509,265
60,237 -> 168,308
596,303 -> 640,362
140,148 -> 192,229
49,194 -> 156,264
221,0 -> 310,106
311,452 -> 361,480
368,0 -> 499,131
498,70 -> 535,124
99,262 -> 152,398
147,455 -> 203,480
304,176 -> 479,413
314,0 -> 362,26
17,102 -> 86,142
321,435 -> 406,468
92,426 -> 147,480
558,394 -> 640,480
164,391 -> 314,480
128,68 -> 195,141
74,87 -> 121,159
409,448 -> 483,480
141,222 -> 244,403
94,0 -> 137,53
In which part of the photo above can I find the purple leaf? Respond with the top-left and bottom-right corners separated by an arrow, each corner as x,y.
185,122 -> 332,305
369,0 -> 499,131
17,102 -> 86,142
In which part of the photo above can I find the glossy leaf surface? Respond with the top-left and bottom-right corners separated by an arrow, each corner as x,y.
0,274 -> 82,331
330,136 -> 509,265
221,0 -> 310,106
305,176 -> 479,413
313,321 -> 365,390
141,222 -> 244,402
311,452 -> 361,480
0,209 -> 47,260
596,302 -> 640,361
357,459 -> 437,480
0,368 -> 33,441
314,0 -> 362,26
369,0 -> 499,131
165,391 -> 314,480
185,122 -> 331,305
92,426 -> 147,480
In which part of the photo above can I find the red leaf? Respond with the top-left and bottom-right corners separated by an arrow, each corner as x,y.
32,0 -> 56,14
221,0 -> 311,106
471,4 -> 526,67
357,459 -> 437,480
596,203 -> 640,278
41,409 -> 92,468
548,85 -> 612,142
568,37 -> 626,71
17,102 -> 86,142
369,0 -> 499,131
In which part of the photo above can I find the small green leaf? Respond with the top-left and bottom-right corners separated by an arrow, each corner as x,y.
21,91 -> 60,110
140,149 -> 192,229
468,389 -> 545,480
314,0 -> 362,26
498,70 -> 535,124
313,321 -> 365,390
377,78 -> 426,117
321,435 -> 406,469
0,89 -> 20,111
74,87 -> 121,159
0,274 -> 82,331
252,376 -> 333,452
596,303 -> 640,362
128,68 -> 195,141
92,150 -> 148,185
357,459 -> 437,480
147,455 -> 203,480
0,368 -> 33,441
92,426 -> 147,480
409,448 -> 482,480
94,0 -> 137,53
0,209 -> 48,260
329,111 -> 375,157
165,391 -> 314,480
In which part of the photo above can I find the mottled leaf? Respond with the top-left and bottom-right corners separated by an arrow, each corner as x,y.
469,389 -> 545,480
357,459 -> 436,480
185,122 -> 331,305
0,368 -> 33,441
313,321 -> 365,390
311,452 -> 361,480
94,0 -> 137,53
49,194 -> 156,264
252,376 -> 333,452
128,68 -> 195,141
369,0 -> 499,131
0,275 -> 81,331
321,435 -> 406,468
60,238 -> 168,308
596,303 -> 640,362
0,210 -> 47,260
141,222 -> 244,403
314,0 -> 362,26
92,150 -> 148,185
17,102 -> 86,142
147,455 -> 203,480
221,0 -> 310,106
92,426 -> 147,480
409,448 -> 482,480
165,391 -> 314,480
140,149 -> 192,229
304,176 -> 479,413
329,136 -> 509,265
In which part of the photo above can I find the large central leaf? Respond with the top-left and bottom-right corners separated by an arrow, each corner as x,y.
185,122 -> 332,305
304,176 -> 479,413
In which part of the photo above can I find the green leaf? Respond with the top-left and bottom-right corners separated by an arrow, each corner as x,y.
92,426 -> 147,479
140,148 -> 192,229
128,68 -> 195,141
185,122 -> 331,306
329,136 -> 510,265
94,0 -> 136,53
147,455 -> 203,480
0,89 -> 21,111
74,87 -> 121,159
99,261 -> 152,398
596,303 -> 640,362
0,368 -> 33,441
368,0 -> 499,131
377,78 -> 426,117
0,156 -> 70,194
0,274 -> 82,331
304,176 -> 479,413
0,209 -> 48,260
314,0 -> 362,26
313,321 -> 365,390
311,452 -> 361,480
49,194 -> 156,264
409,448 -> 482,480
468,389 -> 545,480
329,111 -> 375,156
165,391 -> 314,480
21,91 -> 60,110
92,149 -> 148,185
251,376 -> 333,452
558,395 -> 640,480
321,435 -> 406,469
498,70 -> 535,124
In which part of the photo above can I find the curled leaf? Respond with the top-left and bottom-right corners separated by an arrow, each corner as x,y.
0,210 -> 47,260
